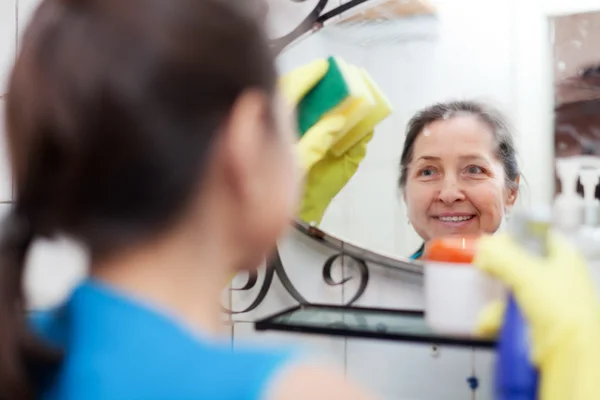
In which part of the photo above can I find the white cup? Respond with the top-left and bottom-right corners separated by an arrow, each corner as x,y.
424,261 -> 505,336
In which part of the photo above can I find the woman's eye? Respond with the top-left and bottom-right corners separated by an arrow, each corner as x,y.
419,168 -> 437,177
466,165 -> 484,174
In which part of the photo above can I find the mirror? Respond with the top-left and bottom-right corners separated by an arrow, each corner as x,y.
274,0 -> 520,258
553,10 -> 600,187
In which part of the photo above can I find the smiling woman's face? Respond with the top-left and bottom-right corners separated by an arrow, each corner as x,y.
404,114 -> 518,242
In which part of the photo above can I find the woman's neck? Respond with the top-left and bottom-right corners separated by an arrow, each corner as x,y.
92,227 -> 235,337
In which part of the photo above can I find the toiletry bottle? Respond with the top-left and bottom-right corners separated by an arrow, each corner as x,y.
554,157 -> 600,294
579,167 -> 600,227
554,157 -> 584,231
495,209 -> 550,400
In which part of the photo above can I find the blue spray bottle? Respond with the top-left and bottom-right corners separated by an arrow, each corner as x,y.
495,210 -> 549,400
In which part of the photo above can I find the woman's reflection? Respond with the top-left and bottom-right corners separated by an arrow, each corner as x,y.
398,101 -> 520,259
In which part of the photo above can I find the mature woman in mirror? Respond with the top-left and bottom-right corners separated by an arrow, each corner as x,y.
399,101 -> 521,259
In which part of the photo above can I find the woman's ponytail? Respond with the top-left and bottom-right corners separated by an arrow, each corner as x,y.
0,208 -> 60,399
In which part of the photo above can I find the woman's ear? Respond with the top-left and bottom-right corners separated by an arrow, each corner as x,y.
505,174 -> 520,207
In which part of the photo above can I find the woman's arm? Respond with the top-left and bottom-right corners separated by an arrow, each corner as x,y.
474,233 -> 600,400
281,59 -> 386,226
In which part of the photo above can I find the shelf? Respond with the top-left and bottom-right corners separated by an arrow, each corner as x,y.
255,304 -> 496,349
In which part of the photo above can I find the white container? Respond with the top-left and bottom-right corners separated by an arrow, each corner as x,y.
424,261 -> 505,336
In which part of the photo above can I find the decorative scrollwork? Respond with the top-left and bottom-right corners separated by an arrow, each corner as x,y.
225,246 -> 369,314
322,253 -> 369,305
270,0 -> 376,54
224,248 -> 308,315
224,224 -> 422,314
270,0 -> 330,55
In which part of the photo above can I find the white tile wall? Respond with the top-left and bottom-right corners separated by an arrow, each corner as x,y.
0,0 -> 16,94
346,341 -> 476,400
0,0 -> 16,201
16,0 -> 40,47
24,237 -> 88,310
473,350 -> 497,400
0,99 -> 14,202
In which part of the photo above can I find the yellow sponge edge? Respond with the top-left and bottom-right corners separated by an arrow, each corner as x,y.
331,68 -> 393,157
279,58 -> 329,106
332,58 -> 376,133
318,57 -> 376,143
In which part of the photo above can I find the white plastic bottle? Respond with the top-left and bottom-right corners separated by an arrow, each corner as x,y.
554,157 -> 600,294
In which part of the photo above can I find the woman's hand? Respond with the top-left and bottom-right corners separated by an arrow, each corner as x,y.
299,129 -> 372,225
474,232 -> 600,400
279,59 -> 374,225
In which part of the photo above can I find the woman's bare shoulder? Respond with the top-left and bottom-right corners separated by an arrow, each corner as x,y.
264,362 -> 378,400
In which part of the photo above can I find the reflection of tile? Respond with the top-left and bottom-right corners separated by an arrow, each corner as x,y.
276,27 -> 368,74
17,0 -> 42,44
266,0 -> 342,41
319,194 -> 348,238
346,339 -> 475,400
0,0 -> 16,93
339,164 -> 405,256
230,229 -> 343,322
0,99 -> 13,201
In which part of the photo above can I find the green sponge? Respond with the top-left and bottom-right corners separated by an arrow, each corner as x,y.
296,56 -> 349,136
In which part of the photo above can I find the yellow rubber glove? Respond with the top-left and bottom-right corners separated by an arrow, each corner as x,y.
279,59 -> 329,106
229,60 -> 372,287
473,232 -> 600,400
475,299 -> 505,338
279,60 -> 373,225
299,130 -> 372,225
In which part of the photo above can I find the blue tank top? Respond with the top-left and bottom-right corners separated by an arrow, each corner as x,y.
410,243 -> 425,260
29,280 -> 301,400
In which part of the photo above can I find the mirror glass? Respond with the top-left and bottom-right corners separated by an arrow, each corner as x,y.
275,0 -> 519,258
553,11 -> 600,164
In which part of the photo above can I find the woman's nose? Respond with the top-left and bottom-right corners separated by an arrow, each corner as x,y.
437,178 -> 466,204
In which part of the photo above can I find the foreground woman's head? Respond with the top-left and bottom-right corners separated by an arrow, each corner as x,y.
1,0 -> 298,396
399,101 -> 520,242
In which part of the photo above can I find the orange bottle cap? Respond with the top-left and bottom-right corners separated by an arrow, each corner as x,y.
423,235 -> 479,264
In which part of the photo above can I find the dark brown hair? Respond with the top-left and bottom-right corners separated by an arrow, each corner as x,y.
1,0 -> 276,397
398,100 -> 520,189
